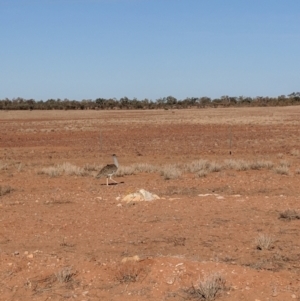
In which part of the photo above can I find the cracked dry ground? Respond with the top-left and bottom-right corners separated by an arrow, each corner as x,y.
1,107 -> 300,301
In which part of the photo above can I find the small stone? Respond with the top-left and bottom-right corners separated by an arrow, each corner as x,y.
27,254 -> 34,259
291,294 -> 297,299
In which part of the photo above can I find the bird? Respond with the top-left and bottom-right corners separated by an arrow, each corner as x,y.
96,154 -> 119,186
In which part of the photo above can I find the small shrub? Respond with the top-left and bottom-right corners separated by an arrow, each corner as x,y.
224,159 -> 250,171
0,162 -> 8,171
39,166 -> 62,177
187,273 -> 227,301
132,163 -> 158,173
255,234 -> 273,250
60,162 -> 87,176
184,160 -> 210,173
115,262 -> 144,283
279,209 -> 300,220
279,160 -> 290,167
197,170 -> 209,178
83,163 -> 100,172
39,163 -> 87,177
0,185 -> 12,196
116,165 -> 137,177
55,266 -> 75,283
274,165 -> 289,175
207,161 -> 222,172
160,165 -> 182,180
250,160 -> 274,170
290,149 -> 299,156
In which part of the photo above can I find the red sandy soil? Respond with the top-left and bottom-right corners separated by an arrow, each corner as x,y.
0,107 -> 300,301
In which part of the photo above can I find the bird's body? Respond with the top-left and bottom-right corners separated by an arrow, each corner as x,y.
96,154 -> 119,185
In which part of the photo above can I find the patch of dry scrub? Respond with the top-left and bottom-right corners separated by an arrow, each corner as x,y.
186,273 -> 227,300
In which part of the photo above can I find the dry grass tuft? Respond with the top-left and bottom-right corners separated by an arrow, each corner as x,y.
250,160 -> 274,170
39,163 -> 87,177
160,164 -> 182,180
0,162 -> 8,171
184,160 -> 210,173
115,262 -> 144,284
0,185 -> 12,196
197,170 -> 209,178
207,161 -> 222,172
55,266 -> 75,283
60,162 -> 87,176
224,159 -> 250,171
255,234 -> 273,250
116,165 -> 138,177
116,163 -> 158,177
279,160 -> 290,167
277,153 -> 284,159
279,209 -> 300,220
39,166 -> 62,177
274,165 -> 289,175
187,273 -> 227,301
290,149 -> 300,157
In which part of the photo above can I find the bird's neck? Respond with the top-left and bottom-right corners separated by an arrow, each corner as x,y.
113,156 -> 119,167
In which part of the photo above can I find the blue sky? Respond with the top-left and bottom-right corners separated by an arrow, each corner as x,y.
1,0 -> 299,100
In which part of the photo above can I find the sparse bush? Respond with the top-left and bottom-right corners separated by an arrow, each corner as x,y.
160,165 -> 182,180
187,273 -> 227,301
290,149 -> 299,156
0,162 -> 8,170
39,163 -> 87,177
116,165 -> 138,176
115,262 -> 144,283
207,161 -> 222,172
55,266 -> 75,283
250,160 -> 274,170
0,185 -> 12,196
83,163 -> 100,172
279,209 -> 300,220
255,234 -> 273,250
279,160 -> 290,167
184,159 -> 210,173
131,163 -> 158,173
39,166 -> 62,177
197,170 -> 209,178
60,162 -> 87,176
224,159 -> 250,171
274,165 -> 289,175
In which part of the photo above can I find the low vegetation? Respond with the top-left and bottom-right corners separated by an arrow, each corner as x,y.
160,164 -> 182,180
115,262 -> 145,284
38,158 -> 292,181
255,234 -> 274,250
279,209 -> 300,220
0,185 -> 12,196
55,266 -> 76,283
1,93 -> 300,110
186,273 -> 227,301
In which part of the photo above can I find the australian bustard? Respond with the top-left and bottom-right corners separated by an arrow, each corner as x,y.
96,154 -> 119,185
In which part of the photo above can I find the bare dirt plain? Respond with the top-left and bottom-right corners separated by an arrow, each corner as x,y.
0,107 -> 300,301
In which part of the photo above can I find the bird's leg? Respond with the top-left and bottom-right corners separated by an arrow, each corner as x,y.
106,177 -> 109,186
110,175 -> 118,184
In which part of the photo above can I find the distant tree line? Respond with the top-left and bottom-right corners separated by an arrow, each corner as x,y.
0,93 -> 300,110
